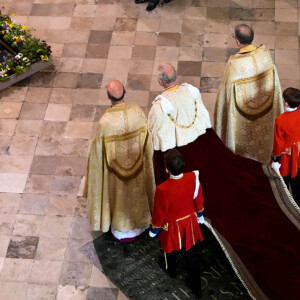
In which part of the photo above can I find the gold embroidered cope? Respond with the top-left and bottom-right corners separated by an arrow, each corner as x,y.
214,45 -> 284,164
85,102 -> 155,232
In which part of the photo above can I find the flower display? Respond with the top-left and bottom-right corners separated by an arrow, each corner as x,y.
0,11 -> 51,81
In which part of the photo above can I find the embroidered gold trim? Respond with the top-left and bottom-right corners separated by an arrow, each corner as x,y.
103,126 -> 148,177
162,223 -> 169,231
232,44 -> 264,60
165,85 -> 179,92
167,99 -> 198,129
151,223 -> 161,229
233,67 -> 273,85
239,44 -> 257,54
106,102 -> 135,112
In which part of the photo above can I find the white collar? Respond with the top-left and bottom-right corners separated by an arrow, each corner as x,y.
285,107 -> 297,112
170,173 -> 183,179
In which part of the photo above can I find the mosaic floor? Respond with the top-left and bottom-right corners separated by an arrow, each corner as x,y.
0,0 -> 299,299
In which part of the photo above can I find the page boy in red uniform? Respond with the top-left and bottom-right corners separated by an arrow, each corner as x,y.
149,149 -> 204,298
272,87 -> 300,205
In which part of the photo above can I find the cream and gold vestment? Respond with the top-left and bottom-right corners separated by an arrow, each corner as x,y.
148,84 -> 212,152
85,102 -> 155,235
214,44 -> 284,164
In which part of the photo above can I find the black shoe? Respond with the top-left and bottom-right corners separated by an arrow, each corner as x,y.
135,0 -> 148,3
146,0 -> 159,11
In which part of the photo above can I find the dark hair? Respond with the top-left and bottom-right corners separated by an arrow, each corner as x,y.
164,149 -> 185,176
234,24 -> 254,45
283,88 -> 300,108
107,88 -> 126,102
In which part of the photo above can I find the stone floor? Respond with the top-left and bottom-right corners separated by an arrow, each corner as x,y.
0,0 -> 299,299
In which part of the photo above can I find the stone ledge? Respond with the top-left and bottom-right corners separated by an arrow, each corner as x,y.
0,56 -> 53,91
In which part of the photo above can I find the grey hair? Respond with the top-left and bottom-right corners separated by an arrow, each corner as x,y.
157,68 -> 177,84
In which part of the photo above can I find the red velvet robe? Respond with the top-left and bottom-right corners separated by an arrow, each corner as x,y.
151,172 -> 204,253
153,129 -> 300,300
273,108 -> 300,177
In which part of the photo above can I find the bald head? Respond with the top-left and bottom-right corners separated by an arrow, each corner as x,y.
234,24 -> 254,45
157,63 -> 177,87
107,80 -> 126,102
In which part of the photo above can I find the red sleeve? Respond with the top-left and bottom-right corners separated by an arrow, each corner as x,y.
273,118 -> 285,156
151,187 -> 168,228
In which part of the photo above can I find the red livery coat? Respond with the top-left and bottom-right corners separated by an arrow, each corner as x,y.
151,172 -> 204,253
273,108 -> 300,177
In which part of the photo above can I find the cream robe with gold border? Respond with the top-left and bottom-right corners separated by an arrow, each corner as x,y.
148,84 -> 212,152
85,102 -> 155,232
214,45 -> 284,164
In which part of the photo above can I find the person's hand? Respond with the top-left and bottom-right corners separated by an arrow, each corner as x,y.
271,161 -> 281,173
197,215 -> 205,224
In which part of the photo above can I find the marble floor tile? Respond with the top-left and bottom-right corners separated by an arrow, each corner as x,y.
6,236 -> 39,259
0,87 -> 28,103
29,260 -> 63,284
44,103 -> 72,122
13,214 -> 44,237
35,237 -> 68,261
65,238 -> 91,263
9,136 -> 38,155
131,45 -> 157,60
60,261 -> 92,286
0,102 -> 23,119
114,18 -> 138,32
19,194 -> 49,215
0,282 -> 28,300
126,74 -> 152,91
111,31 -> 135,46
157,32 -> 182,47
134,32 -> 158,46
24,174 -> 54,194
0,193 -> 21,214
62,43 -> 88,58
81,58 -> 107,74
58,58 -> 83,73
53,72 -> 79,89
70,216 -> 92,240
0,174 -> 28,193
29,72 -> 56,88
0,119 -> 17,135
55,157 -> 87,176
74,197 -> 88,218
64,121 -> 94,139
56,285 -> 88,300
49,88 -> 75,104
40,216 -> 73,238
0,235 -> 11,257
85,44 -> 110,59
73,4 -> 97,18
177,61 -> 202,76
15,120 -> 43,136
25,87 -> 51,104
0,258 -> 33,281
0,135 -> 12,154
25,283 -> 57,300
70,104 -> 97,121
19,103 -> 47,120
46,195 -> 77,217
77,73 -> 103,89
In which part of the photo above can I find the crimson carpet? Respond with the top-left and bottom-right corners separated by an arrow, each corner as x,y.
154,128 -> 300,300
